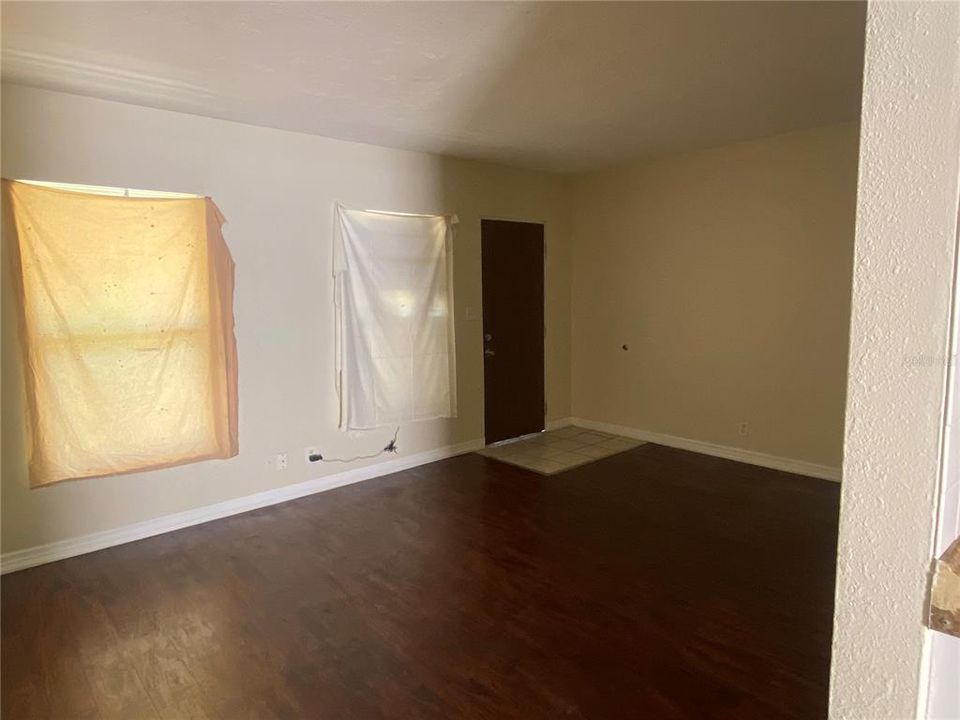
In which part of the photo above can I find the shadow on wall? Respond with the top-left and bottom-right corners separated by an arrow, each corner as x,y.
429,2 -> 865,172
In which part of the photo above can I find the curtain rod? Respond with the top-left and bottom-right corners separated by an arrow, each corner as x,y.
336,202 -> 458,224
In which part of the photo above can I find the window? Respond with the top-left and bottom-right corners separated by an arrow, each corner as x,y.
334,205 -> 457,430
4,179 -> 238,486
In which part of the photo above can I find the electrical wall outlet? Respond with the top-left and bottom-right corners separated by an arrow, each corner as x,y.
305,446 -> 322,463
738,422 -> 749,436
276,452 -> 288,470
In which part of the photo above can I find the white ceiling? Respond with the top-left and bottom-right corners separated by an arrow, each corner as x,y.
1,1 -> 866,173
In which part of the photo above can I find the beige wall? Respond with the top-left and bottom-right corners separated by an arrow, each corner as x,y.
0,84 -> 573,554
570,123 -> 859,469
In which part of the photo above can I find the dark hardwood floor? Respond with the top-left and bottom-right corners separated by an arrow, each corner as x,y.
1,444 -> 841,720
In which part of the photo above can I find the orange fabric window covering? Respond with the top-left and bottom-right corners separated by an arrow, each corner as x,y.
3,180 -> 238,487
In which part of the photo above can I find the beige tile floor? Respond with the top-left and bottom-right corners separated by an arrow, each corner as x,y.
477,425 -> 645,475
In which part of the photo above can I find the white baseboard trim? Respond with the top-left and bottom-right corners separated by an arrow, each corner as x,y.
571,417 -> 842,483
1,437 -> 485,575
545,417 -> 574,431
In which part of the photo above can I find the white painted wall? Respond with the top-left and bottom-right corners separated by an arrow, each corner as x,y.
0,84 -> 573,555
829,3 -> 960,718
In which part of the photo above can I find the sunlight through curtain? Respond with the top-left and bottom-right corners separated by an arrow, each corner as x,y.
3,180 -> 238,486
334,204 -> 457,430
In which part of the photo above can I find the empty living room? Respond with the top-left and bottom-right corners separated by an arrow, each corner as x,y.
2,2 -> 960,719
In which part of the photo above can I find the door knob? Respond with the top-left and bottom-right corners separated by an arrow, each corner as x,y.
484,348 -> 495,357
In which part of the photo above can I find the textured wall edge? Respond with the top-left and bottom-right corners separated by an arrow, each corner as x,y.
829,3 -> 960,719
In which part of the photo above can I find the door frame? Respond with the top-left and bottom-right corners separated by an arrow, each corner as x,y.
478,215 -> 548,445
922,128 -> 960,720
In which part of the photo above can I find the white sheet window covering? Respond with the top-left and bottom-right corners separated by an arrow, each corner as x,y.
334,204 -> 457,430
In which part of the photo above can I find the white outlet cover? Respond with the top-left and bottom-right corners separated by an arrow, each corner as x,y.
276,452 -> 288,470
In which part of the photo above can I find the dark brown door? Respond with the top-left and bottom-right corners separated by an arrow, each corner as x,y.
481,219 -> 545,444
